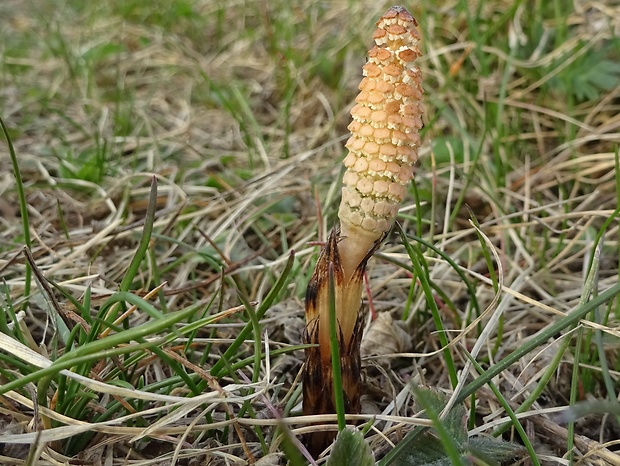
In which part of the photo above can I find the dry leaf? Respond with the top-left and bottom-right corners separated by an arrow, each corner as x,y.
361,312 -> 412,367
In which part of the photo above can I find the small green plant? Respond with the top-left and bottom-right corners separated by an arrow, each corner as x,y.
392,388 -> 522,465
548,43 -> 620,103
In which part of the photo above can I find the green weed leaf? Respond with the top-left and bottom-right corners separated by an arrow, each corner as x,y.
571,58 -> 620,102
389,388 -> 522,466
415,387 -> 468,445
550,44 -> 620,102
326,427 -> 374,466
466,436 -> 523,462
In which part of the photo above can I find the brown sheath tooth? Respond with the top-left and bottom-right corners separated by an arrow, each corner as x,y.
302,229 -> 376,455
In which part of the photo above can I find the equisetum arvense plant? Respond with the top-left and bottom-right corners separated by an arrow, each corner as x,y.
303,5 -> 424,454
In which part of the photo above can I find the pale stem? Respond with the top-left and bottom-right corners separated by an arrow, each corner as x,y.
337,223 -> 379,283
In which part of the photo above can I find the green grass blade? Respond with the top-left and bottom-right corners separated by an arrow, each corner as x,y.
210,250 -> 295,378
119,176 -> 158,293
1,116 -> 32,301
328,262 -> 345,432
396,224 -> 458,387
378,233 -> 482,322
465,353 -> 539,465
457,281 -> 620,403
